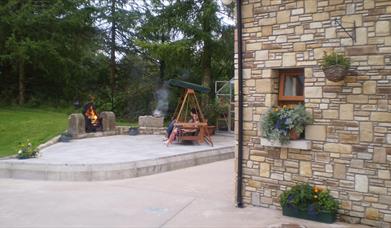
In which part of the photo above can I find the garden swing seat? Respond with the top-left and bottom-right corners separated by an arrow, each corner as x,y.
168,79 -> 213,146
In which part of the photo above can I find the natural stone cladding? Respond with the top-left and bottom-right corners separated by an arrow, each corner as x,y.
236,0 -> 391,226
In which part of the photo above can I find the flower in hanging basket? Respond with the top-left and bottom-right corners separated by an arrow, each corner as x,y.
321,52 -> 350,82
260,104 -> 312,144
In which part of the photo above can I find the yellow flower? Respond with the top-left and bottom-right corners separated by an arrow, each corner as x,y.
313,186 -> 322,193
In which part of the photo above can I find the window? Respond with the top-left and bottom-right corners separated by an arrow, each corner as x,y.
278,69 -> 304,105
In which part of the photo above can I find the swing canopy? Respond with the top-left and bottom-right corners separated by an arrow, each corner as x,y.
168,79 -> 210,94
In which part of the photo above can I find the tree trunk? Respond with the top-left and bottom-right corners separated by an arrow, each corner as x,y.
18,59 -> 25,105
159,34 -> 166,85
201,45 -> 212,106
110,0 -> 116,111
159,59 -> 165,83
201,0 -> 213,107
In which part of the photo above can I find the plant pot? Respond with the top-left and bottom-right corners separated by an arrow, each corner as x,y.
282,206 -> 336,224
323,65 -> 347,82
207,126 -> 216,135
289,130 -> 300,140
59,134 -> 72,142
128,127 -> 139,136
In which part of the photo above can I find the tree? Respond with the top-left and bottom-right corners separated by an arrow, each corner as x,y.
92,0 -> 139,110
0,0 -> 97,104
135,0 -> 194,83
137,0 -> 233,105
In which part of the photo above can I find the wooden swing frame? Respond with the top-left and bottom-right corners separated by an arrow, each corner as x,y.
172,88 -> 213,146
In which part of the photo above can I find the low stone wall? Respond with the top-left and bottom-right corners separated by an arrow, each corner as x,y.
139,127 -> 166,135
68,112 -> 166,140
116,126 -> 165,136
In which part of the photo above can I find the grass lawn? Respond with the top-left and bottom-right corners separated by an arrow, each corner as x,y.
0,107 -> 69,157
0,107 -> 139,158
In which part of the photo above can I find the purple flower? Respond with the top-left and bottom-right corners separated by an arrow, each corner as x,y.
275,119 -> 281,129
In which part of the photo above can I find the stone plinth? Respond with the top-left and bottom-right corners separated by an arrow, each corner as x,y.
100,111 -> 116,131
68,113 -> 85,137
138,115 -> 164,128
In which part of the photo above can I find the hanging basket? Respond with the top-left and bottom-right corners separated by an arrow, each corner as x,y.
323,65 -> 348,82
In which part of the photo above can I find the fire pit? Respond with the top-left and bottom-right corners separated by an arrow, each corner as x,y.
83,103 -> 102,133
68,103 -> 116,138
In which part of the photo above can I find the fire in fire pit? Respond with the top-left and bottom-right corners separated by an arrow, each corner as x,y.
83,103 -> 102,132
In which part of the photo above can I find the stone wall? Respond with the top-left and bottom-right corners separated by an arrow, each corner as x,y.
237,0 -> 391,226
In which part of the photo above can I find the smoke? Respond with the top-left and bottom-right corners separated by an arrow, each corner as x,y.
179,69 -> 191,80
153,83 -> 169,117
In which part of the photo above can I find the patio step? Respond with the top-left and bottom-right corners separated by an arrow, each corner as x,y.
0,145 -> 234,181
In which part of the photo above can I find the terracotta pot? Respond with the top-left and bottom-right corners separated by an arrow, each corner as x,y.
207,126 -> 216,135
289,130 -> 300,140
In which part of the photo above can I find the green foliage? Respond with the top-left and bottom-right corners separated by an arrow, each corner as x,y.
16,139 -> 39,159
260,104 -> 312,144
0,0 -> 234,121
0,0 -> 99,104
321,52 -> 350,69
280,183 -> 339,214
204,98 -> 229,126
318,189 -> 339,213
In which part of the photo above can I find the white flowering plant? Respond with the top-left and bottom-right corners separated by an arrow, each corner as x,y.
260,104 -> 312,144
17,139 -> 39,159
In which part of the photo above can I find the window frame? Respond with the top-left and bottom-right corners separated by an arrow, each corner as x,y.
278,69 -> 305,105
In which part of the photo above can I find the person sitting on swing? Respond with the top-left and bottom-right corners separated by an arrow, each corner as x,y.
164,108 -> 199,146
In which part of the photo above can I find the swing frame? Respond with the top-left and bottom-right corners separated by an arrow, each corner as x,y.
172,88 -> 213,146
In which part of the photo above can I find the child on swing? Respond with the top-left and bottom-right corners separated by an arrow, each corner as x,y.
164,108 -> 199,146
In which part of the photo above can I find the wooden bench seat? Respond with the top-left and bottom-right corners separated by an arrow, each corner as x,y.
175,122 -> 213,146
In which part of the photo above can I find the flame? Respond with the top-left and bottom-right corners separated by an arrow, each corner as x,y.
85,105 -> 99,126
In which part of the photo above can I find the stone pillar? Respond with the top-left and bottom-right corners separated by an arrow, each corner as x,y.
68,113 -> 85,137
100,111 -> 116,131
138,116 -> 164,128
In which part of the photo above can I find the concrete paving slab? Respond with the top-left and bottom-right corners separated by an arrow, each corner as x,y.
0,160 -> 368,228
0,135 -> 234,181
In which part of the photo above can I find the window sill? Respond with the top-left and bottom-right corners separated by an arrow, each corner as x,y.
260,138 -> 312,150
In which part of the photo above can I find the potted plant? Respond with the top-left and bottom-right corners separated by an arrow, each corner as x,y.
59,132 -> 72,142
280,183 -> 339,223
204,101 -> 228,135
128,124 -> 139,136
260,104 -> 312,144
321,51 -> 350,82
17,139 -> 39,159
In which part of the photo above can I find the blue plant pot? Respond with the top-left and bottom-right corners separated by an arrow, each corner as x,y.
282,206 -> 336,224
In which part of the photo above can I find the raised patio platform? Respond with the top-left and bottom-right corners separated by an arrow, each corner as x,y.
0,134 -> 234,181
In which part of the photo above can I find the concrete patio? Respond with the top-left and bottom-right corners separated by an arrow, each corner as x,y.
0,160 -> 368,228
0,134 -> 234,181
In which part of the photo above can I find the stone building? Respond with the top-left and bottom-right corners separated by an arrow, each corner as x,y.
235,0 -> 391,226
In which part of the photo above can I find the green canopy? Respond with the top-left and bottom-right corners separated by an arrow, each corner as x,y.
168,79 -> 210,94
